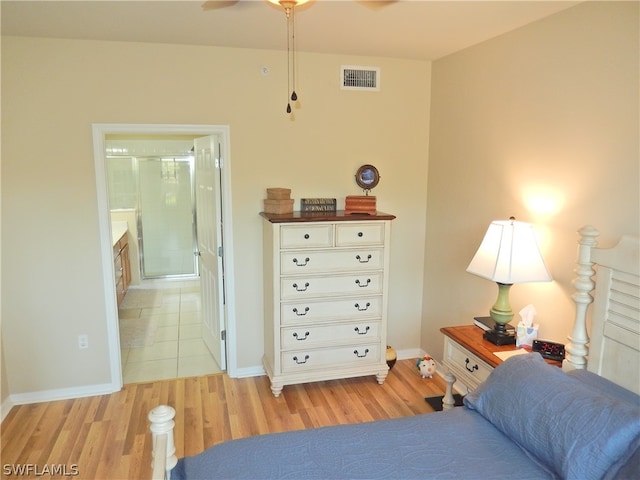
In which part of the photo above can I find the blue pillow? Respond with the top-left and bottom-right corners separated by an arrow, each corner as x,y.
567,368 -> 640,407
566,368 -> 640,479
464,353 -> 640,480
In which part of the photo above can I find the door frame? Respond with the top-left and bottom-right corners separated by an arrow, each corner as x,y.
92,123 -> 237,388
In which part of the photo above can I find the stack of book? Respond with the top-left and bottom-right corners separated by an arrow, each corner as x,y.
473,316 -> 515,335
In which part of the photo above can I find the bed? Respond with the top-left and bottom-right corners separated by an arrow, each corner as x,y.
148,226 -> 640,480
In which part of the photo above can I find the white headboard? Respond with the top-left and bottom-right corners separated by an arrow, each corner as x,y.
564,226 -> 640,394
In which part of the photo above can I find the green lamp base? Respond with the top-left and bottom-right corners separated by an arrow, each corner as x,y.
489,282 -> 515,324
485,282 -> 516,346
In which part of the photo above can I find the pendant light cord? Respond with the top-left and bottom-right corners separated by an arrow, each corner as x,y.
290,7 -> 297,102
286,9 -> 292,113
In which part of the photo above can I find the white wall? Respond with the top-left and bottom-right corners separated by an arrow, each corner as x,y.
423,1 -> 639,362
4,1 -> 634,404
1,38 -> 430,398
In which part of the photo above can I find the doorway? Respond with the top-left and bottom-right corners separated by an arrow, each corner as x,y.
93,124 -> 236,389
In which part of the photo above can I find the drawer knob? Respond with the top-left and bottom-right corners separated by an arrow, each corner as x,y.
293,355 -> 310,364
354,326 -> 370,335
465,358 -> 479,373
353,348 -> 370,358
304,233 -> 310,239
354,302 -> 371,311
357,232 -> 364,237
355,278 -> 371,288
292,282 -> 310,292
355,254 -> 372,264
292,307 -> 310,316
293,331 -> 310,341
292,257 -> 310,267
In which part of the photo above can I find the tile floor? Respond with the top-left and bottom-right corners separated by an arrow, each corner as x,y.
118,278 -> 222,384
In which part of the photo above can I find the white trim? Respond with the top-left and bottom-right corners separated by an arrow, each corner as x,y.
92,124 -> 237,384
1,396 -> 14,422
218,129 -> 238,376
230,365 -> 266,378
396,347 -> 423,360
9,383 -> 119,406
92,126 -> 123,392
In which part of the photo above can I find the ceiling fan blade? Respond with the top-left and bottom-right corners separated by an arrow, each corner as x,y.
201,1 -> 240,11
355,0 -> 397,11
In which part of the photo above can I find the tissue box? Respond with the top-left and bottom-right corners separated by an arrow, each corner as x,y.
516,323 -> 539,348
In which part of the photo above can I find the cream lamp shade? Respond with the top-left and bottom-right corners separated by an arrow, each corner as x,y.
467,218 -> 552,284
467,217 -> 551,345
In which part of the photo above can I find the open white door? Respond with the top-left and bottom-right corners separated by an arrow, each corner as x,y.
194,135 -> 226,370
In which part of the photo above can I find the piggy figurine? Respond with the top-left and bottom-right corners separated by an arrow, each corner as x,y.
416,356 -> 436,378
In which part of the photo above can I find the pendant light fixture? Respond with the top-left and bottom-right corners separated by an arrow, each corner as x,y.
268,0 -> 309,113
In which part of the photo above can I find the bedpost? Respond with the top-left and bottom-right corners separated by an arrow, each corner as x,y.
563,225 -> 599,371
441,370 -> 457,411
149,405 -> 177,480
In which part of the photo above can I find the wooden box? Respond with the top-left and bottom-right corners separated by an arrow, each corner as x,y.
264,198 -> 294,214
266,188 -> 291,200
344,195 -> 377,215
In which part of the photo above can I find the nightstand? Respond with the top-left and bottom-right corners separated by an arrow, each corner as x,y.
439,325 -> 561,410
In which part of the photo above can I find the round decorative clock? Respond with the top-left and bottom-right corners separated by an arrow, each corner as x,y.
355,164 -> 380,192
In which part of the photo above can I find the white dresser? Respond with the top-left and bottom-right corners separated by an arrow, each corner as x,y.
261,211 -> 395,397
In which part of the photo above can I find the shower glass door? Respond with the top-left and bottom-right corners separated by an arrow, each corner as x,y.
138,157 -> 197,278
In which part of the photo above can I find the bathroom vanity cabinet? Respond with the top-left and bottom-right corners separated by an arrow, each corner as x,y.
113,231 -> 131,306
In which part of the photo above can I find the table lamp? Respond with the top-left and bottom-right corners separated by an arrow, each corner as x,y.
467,217 -> 552,345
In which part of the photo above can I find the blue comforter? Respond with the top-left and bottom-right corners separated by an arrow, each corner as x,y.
171,354 -> 640,480
171,406 -> 554,480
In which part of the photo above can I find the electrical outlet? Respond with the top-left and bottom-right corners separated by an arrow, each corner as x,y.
78,334 -> 89,349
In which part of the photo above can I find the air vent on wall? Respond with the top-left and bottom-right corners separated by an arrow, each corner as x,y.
341,65 -> 380,91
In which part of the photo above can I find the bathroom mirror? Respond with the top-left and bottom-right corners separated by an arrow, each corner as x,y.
355,164 -> 380,191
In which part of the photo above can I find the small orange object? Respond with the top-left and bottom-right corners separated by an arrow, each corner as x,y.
345,195 -> 376,215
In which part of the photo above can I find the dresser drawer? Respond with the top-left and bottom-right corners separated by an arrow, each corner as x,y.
280,225 -> 333,249
444,337 -> 493,388
335,223 -> 385,246
281,344 -> 380,372
281,321 -> 381,349
281,296 -> 382,325
280,272 -> 383,299
280,248 -> 384,275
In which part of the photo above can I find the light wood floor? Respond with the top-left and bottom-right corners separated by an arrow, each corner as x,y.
1,359 -> 447,480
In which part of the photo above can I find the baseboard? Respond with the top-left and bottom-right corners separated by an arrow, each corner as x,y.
1,396 -> 14,422
3,350 -> 456,407
228,365 -> 266,378
9,382 -> 120,406
395,347 -> 423,360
